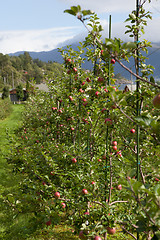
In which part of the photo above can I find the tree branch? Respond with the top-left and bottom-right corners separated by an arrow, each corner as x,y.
115,57 -> 160,89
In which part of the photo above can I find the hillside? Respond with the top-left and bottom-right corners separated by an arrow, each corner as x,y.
10,42 -> 160,81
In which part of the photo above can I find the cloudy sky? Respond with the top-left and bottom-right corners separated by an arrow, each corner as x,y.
0,0 -> 160,54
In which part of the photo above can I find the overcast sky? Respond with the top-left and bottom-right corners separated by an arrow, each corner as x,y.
0,0 -> 160,54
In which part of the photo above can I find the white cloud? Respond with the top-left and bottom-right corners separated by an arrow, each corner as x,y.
60,0 -> 160,14
0,27 -> 81,54
59,16 -> 160,45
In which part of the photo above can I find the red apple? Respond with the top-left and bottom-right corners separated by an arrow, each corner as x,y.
83,102 -> 88,106
116,184 -> 122,190
61,202 -> 66,208
111,59 -> 115,64
94,236 -> 102,240
98,77 -> 104,82
86,77 -> 91,82
73,67 -> 77,73
155,177 -> 159,182
66,58 -> 72,63
112,141 -> 117,146
82,189 -> 88,195
69,96 -> 73,101
46,220 -> 52,226
95,91 -> 100,96
79,88 -> 84,93
54,191 -> 60,198
104,88 -> 108,92
116,151 -> 122,157
130,128 -> 135,133
152,93 -> 160,109
91,181 -> 95,185
107,227 -> 116,235
72,158 -> 77,163
82,81 -> 85,85
98,158 -> 102,162
84,211 -> 90,215
82,98 -> 87,102
112,145 -> 117,151
79,230 -> 88,240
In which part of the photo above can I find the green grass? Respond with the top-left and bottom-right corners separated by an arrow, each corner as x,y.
0,104 -> 24,188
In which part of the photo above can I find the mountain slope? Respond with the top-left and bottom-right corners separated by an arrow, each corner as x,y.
10,42 -> 160,80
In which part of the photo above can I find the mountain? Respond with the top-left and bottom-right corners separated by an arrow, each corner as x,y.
9,42 -> 160,81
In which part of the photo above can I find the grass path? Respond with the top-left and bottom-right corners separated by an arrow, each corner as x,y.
0,104 -> 24,191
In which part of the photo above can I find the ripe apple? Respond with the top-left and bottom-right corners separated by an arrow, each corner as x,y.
79,230 -> 89,240
116,151 -> 122,157
54,191 -> 60,198
86,77 -> 91,82
82,81 -> 85,85
91,181 -> 95,185
116,184 -> 122,190
69,96 -> 73,101
84,211 -> 90,215
46,220 -> 52,226
107,227 -> 116,235
152,93 -> 160,109
79,88 -> 84,93
98,158 -> 102,162
83,102 -> 88,106
82,189 -> 88,195
130,128 -> 135,133
94,236 -> 102,240
112,141 -> 117,146
155,177 -> 159,182
104,88 -> 108,92
111,59 -> 115,64
73,67 -> 77,73
98,77 -> 104,82
71,127 -> 75,131
72,158 -> 77,163
112,145 -> 117,151
66,58 -> 72,63
82,98 -> 87,102
95,91 -> 100,96
61,202 -> 66,208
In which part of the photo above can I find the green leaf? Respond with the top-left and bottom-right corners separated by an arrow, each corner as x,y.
154,184 -> 160,196
134,116 -> 152,126
132,181 -> 143,192
64,9 -> 77,16
122,42 -> 137,49
82,10 -> 94,16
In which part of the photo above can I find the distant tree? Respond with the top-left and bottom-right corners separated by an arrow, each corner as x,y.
16,84 -> 24,101
2,86 -> 9,99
